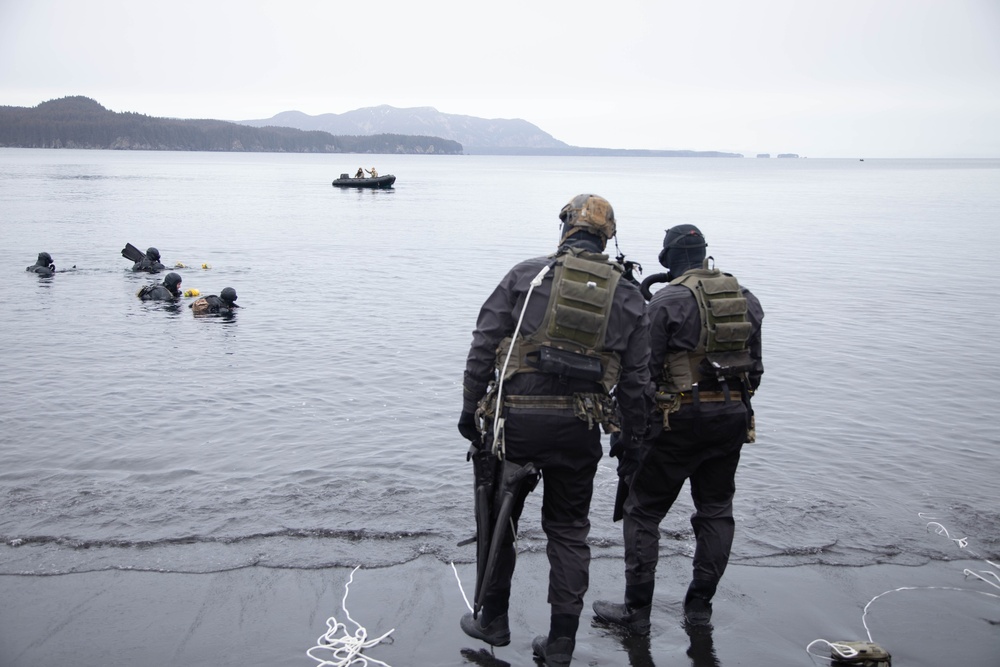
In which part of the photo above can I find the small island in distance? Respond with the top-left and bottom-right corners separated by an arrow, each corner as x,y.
0,96 -> 798,157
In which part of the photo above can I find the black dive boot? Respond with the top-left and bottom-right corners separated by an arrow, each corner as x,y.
461,604 -> 511,647
592,583 -> 653,635
531,613 -> 577,666
683,579 -> 717,626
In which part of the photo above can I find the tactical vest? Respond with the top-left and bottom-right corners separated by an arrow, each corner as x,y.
660,266 -> 755,394
496,248 -> 623,394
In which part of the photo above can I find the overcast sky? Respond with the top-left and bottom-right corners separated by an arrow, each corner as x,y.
2,0 -> 998,158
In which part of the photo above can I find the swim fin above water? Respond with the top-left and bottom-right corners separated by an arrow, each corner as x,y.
121,242 -> 146,263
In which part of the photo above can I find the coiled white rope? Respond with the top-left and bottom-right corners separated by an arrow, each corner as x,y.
920,513 -> 1000,591
805,512 -> 1000,662
806,583 -> 1000,663
306,566 -> 395,667
804,639 -> 861,661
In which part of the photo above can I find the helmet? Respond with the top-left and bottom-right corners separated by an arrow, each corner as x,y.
37,252 -> 53,266
146,247 -> 161,261
658,224 -> 707,271
558,194 -> 616,244
220,287 -> 237,304
163,272 -> 182,292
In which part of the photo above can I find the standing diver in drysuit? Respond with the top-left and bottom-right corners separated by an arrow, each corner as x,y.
458,194 -> 650,666
137,272 -> 183,301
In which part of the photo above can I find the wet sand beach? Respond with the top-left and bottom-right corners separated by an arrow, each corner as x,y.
2,554 -> 997,666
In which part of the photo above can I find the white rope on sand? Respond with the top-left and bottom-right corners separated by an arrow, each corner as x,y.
805,639 -> 861,662
861,585 -> 999,642
451,562 -> 474,613
450,520 -> 521,616
307,566 -> 395,667
805,512 -> 1000,662
921,513 -> 1000,592
806,583 -> 1000,663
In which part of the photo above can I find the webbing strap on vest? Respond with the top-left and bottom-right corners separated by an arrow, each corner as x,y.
501,392 -> 619,432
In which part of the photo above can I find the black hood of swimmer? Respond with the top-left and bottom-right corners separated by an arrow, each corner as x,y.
658,224 -> 707,278
220,287 -> 237,305
146,247 -> 161,261
37,252 -> 53,266
163,272 -> 182,296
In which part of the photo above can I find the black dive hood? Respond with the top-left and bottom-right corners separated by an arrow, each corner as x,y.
658,224 -> 707,278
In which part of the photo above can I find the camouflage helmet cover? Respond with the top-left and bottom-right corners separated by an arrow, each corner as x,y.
558,194 -> 616,242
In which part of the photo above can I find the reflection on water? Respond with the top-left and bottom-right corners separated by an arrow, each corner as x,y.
591,612 -> 721,666
685,623 -> 720,667
459,647 -> 511,667
617,632 -> 657,667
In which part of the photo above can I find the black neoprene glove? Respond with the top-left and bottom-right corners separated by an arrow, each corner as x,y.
608,431 -> 626,459
610,431 -> 647,479
458,410 -> 480,442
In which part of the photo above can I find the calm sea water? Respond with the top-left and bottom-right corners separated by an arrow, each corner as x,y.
1,150 -> 998,581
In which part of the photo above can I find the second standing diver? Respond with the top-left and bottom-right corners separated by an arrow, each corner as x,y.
593,224 -> 764,633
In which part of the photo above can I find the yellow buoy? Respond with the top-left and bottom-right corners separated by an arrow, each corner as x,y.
183,288 -> 201,297
201,263 -> 211,269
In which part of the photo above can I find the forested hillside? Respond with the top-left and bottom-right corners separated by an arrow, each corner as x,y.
0,97 -> 463,154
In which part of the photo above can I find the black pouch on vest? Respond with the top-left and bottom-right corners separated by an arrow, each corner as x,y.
527,346 -> 604,382
701,350 -> 755,378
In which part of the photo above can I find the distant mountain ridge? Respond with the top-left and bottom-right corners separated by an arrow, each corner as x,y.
240,105 -> 569,151
0,97 -> 463,154
240,106 -> 743,157
0,96 -> 744,157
